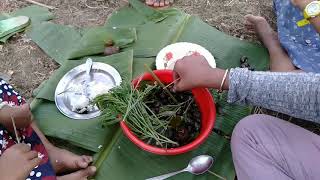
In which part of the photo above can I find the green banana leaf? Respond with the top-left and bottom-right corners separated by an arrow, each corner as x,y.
106,8 -> 189,58
177,16 -> 268,70
94,132 -> 234,180
92,3 -> 268,180
66,27 -> 137,60
132,57 -> 156,78
9,5 -> 54,23
32,99 -> 116,152
128,0 -> 168,23
36,50 -> 134,101
32,51 -> 133,152
212,92 -> 252,135
28,23 -> 137,64
106,7 -> 148,28
106,7 -> 268,71
0,28 -> 25,43
0,5 -> 53,42
29,0 -> 270,179
28,22 -> 82,64
0,16 -> 30,39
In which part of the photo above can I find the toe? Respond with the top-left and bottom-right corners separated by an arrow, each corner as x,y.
247,30 -> 257,35
244,14 -> 254,20
81,155 -> 93,165
245,14 -> 266,24
76,158 -> 89,169
244,14 -> 263,24
76,156 -> 93,169
83,156 -> 93,163
160,0 -> 165,6
244,14 -> 256,24
154,0 -> 160,7
145,0 -> 154,5
57,166 -> 96,180
78,166 -> 96,178
244,23 -> 255,30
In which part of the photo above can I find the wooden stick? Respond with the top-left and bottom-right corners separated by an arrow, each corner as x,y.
144,64 -> 178,103
11,115 -> 20,143
164,77 -> 181,89
24,0 -> 57,10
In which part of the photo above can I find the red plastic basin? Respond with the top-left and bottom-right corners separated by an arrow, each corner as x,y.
120,70 -> 216,155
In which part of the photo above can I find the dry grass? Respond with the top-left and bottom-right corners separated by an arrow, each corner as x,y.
0,0 -> 126,101
174,0 -> 276,41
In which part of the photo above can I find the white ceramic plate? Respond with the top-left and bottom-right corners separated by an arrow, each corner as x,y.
55,62 -> 121,120
156,42 -> 216,70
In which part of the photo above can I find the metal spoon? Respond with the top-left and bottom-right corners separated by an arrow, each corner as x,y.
84,58 -> 93,98
146,155 -> 214,180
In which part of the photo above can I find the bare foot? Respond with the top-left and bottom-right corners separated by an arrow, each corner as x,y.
245,14 -> 296,72
47,146 -> 93,174
57,166 -> 96,180
145,0 -> 174,7
245,14 -> 280,49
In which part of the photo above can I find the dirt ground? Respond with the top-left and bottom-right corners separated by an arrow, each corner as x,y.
0,0 -> 275,102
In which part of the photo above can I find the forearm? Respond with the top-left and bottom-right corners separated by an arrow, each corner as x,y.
227,68 -> 320,122
310,16 -> 320,33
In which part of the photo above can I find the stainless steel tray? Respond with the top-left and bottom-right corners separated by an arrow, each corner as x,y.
55,62 -> 121,120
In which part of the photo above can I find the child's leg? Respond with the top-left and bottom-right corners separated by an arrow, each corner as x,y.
245,15 -> 297,72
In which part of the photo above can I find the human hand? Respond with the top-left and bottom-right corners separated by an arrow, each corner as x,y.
0,104 -> 33,131
291,0 -> 313,10
0,144 -> 41,180
173,55 -> 227,91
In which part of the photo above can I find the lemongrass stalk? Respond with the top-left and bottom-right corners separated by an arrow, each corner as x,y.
144,64 -> 178,103
129,103 -> 164,145
142,103 -> 168,127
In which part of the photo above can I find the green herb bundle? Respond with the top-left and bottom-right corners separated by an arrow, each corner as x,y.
95,78 -> 202,148
95,81 -> 179,147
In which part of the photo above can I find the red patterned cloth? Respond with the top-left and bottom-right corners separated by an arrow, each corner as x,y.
0,78 -> 56,180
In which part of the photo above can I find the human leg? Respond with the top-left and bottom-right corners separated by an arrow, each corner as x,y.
245,15 -> 296,72
231,114 -> 320,180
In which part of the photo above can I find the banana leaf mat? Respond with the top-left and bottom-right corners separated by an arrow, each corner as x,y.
28,23 -> 137,65
0,5 -> 53,42
32,51 -> 133,152
26,0 -> 270,179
